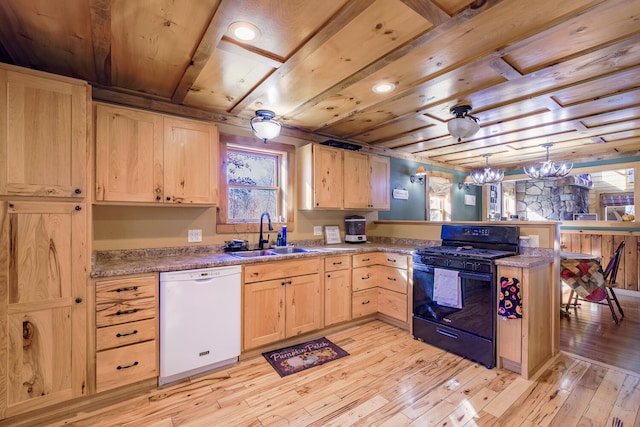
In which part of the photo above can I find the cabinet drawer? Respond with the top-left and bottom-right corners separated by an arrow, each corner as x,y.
325,255 -> 350,271
96,340 -> 157,393
379,253 -> 407,269
96,318 -> 157,351
352,266 -> 377,291
244,258 -> 321,283
96,297 -> 156,327
96,274 -> 157,303
378,288 -> 407,322
378,266 -> 407,294
352,253 -> 378,268
352,289 -> 377,318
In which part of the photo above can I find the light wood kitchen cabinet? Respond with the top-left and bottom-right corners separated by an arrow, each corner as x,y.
0,200 -> 87,418
343,151 -> 370,209
243,258 -> 322,350
496,261 -> 554,379
343,152 -> 390,210
351,252 -> 409,325
94,273 -> 158,393
324,255 -> 352,326
0,64 -> 88,198
95,103 -> 219,205
298,143 -> 343,209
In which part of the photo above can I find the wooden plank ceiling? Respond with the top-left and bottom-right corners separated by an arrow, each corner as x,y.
0,0 -> 638,171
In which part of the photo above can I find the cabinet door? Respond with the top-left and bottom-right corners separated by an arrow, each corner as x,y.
285,274 -> 322,337
325,269 -> 351,326
343,151 -> 371,209
243,280 -> 286,350
313,145 -> 343,208
369,155 -> 390,210
163,117 -> 218,205
95,104 -> 164,202
0,201 -> 87,418
0,69 -> 87,198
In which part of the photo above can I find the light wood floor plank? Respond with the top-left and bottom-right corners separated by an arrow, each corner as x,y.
17,319 -> 640,427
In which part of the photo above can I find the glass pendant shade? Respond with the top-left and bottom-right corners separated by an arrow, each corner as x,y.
523,144 -> 573,179
447,105 -> 480,142
250,109 -> 281,143
469,154 -> 503,185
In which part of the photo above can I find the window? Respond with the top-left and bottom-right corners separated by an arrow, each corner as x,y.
217,134 -> 295,233
427,173 -> 452,221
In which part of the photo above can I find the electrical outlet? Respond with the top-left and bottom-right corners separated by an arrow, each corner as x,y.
313,226 -> 323,236
188,229 -> 202,243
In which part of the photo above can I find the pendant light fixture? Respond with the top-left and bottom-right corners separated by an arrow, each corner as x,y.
250,109 -> 281,143
523,144 -> 573,180
447,105 -> 480,142
469,154 -> 503,185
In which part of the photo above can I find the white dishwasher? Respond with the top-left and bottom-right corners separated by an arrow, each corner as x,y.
159,265 -> 241,386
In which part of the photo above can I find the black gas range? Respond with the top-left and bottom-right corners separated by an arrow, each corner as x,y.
412,224 -> 520,368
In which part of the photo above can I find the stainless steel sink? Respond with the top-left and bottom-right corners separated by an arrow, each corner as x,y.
230,247 -> 314,258
269,247 -> 312,254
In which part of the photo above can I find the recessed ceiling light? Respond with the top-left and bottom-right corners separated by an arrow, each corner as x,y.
229,22 -> 260,41
372,82 -> 396,93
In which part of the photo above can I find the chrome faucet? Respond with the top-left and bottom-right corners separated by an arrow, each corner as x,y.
258,212 -> 273,250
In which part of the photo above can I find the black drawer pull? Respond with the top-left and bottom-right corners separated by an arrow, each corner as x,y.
116,286 -> 139,292
362,300 -> 370,305
116,329 -> 138,338
362,258 -> 370,262
387,258 -> 396,263
116,361 -> 139,370
387,277 -> 397,281
362,273 -> 371,280
332,261 -> 342,265
116,308 -> 138,316
281,280 -> 292,286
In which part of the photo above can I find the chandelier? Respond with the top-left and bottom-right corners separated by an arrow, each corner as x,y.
447,105 -> 480,142
469,154 -> 503,185
250,109 -> 281,143
523,144 -> 573,180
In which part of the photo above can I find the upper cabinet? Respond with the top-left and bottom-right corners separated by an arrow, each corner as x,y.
95,103 -> 218,205
299,143 -> 389,211
343,151 -> 390,210
298,144 -> 343,209
0,65 -> 89,198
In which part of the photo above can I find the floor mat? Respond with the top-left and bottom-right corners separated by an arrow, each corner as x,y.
262,337 -> 349,377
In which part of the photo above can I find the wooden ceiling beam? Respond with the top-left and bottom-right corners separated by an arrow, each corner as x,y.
398,0 -> 451,26
171,0 -> 233,104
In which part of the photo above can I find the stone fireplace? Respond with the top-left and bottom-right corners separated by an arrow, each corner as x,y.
516,176 -> 591,221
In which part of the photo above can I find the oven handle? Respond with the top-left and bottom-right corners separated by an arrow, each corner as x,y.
414,264 -> 493,282
436,328 -> 458,339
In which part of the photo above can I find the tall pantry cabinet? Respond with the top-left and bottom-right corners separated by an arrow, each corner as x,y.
0,64 -> 90,419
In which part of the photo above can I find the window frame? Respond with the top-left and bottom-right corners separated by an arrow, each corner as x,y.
216,134 -> 295,234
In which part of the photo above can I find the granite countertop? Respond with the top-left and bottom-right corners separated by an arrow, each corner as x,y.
92,239 -> 556,278
91,241 -> 421,278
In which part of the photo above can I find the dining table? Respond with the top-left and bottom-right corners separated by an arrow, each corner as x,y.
560,252 -> 607,314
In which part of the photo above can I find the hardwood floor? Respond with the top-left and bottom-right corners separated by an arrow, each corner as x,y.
34,318 -> 639,427
560,288 -> 640,373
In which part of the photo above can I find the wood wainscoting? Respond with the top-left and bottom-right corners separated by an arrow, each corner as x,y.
560,231 -> 639,293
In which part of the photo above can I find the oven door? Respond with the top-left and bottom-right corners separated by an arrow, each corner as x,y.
412,263 -> 495,339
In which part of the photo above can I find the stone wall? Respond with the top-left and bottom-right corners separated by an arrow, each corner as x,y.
516,179 -> 590,221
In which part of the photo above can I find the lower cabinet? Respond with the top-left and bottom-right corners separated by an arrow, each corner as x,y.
94,273 -> 158,392
351,252 -> 409,325
324,255 -> 352,326
243,258 -> 322,350
496,261 -> 553,379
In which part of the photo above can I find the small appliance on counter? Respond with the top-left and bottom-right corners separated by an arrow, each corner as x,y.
345,215 -> 366,243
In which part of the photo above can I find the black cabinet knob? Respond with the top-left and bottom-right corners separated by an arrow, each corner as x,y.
74,206 -> 82,211
74,188 -> 82,194
75,297 -> 83,303
156,195 -> 161,201
166,196 -> 171,201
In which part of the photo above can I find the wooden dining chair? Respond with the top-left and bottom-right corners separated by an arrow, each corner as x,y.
565,240 -> 626,324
